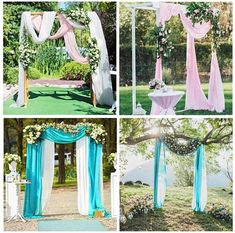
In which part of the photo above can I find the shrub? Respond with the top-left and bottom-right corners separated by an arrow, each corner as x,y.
124,181 -> 134,186
28,67 -> 42,80
207,204 -> 232,225
61,61 -> 91,81
120,194 -> 154,224
6,67 -> 18,84
54,164 -> 77,180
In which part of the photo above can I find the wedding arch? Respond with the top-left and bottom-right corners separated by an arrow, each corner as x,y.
23,122 -> 109,218
127,2 -> 224,115
15,8 -> 114,108
154,136 -> 206,212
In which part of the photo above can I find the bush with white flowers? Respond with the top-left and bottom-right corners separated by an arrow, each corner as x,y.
120,194 -> 154,225
4,153 -> 21,166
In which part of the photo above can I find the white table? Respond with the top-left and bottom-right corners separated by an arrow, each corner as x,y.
6,180 -> 31,222
148,90 -> 184,115
111,172 -> 118,217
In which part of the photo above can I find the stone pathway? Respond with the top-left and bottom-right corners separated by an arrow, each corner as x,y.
4,182 -> 116,231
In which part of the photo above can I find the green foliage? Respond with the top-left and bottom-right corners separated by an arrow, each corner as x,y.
33,40 -> 67,76
54,165 -> 77,180
28,67 -> 41,80
3,2 -> 58,71
61,61 -> 91,81
120,43 -> 232,85
5,67 -> 18,84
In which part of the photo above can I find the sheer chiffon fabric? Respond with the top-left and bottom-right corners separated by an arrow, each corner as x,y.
152,3 -> 224,113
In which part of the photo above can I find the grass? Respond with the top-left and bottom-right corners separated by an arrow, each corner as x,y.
120,82 -> 232,115
120,185 -> 233,231
4,86 -> 112,115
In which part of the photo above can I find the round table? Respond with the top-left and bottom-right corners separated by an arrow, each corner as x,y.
148,90 -> 184,115
6,180 -> 31,223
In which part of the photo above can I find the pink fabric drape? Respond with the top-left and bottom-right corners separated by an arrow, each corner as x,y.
155,3 -> 224,112
151,57 -> 162,114
208,52 -> 225,112
33,14 -> 88,64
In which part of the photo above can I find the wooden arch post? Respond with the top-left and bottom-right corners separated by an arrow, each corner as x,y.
24,68 -> 28,107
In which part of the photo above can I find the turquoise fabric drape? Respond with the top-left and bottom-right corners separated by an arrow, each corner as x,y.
23,142 -> 43,218
154,140 -> 207,212
41,126 -> 87,143
24,126 -> 108,218
88,138 -> 110,217
154,140 -> 167,208
192,145 -> 207,212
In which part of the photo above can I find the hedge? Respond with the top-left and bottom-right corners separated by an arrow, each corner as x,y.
120,42 -> 232,85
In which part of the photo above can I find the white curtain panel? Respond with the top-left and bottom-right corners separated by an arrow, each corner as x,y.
88,12 -> 114,106
15,12 -> 56,107
41,139 -> 55,211
76,137 -> 89,215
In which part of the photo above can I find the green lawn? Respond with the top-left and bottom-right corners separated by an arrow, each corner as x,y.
4,87 -> 112,115
120,185 -> 232,231
120,83 -> 232,115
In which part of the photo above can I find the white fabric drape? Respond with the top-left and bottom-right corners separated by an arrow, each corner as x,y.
15,11 -> 114,107
16,12 -> 56,107
88,12 -> 114,106
41,139 -> 55,210
76,136 -> 89,215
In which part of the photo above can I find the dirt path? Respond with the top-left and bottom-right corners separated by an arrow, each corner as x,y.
4,182 -> 116,231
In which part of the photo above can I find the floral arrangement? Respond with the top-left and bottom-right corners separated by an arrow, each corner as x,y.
87,37 -> 100,72
59,7 -> 100,72
79,122 -> 107,144
163,135 -> 201,155
120,194 -> 154,224
59,7 -> 90,27
23,122 -> 107,144
149,79 -> 166,90
108,152 -> 117,169
149,24 -> 174,59
207,204 -> 232,225
19,33 -> 35,68
4,153 -> 21,165
186,2 -> 221,50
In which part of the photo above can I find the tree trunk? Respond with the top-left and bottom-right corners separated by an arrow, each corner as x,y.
4,127 -> 10,152
71,142 -> 76,165
58,144 -> 65,184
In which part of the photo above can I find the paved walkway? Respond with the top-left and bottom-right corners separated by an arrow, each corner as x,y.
4,182 -> 116,231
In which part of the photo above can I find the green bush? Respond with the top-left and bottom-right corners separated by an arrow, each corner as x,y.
54,164 -> 77,180
61,61 -> 91,81
120,42 -> 232,85
28,67 -> 42,80
6,67 -> 18,84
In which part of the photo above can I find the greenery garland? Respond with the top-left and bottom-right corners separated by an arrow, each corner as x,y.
149,24 -> 174,59
186,2 -> 221,51
163,135 -> 201,155
59,6 -> 100,72
23,122 -> 107,144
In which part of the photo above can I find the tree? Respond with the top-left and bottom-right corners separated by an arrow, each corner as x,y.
120,118 -> 232,186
